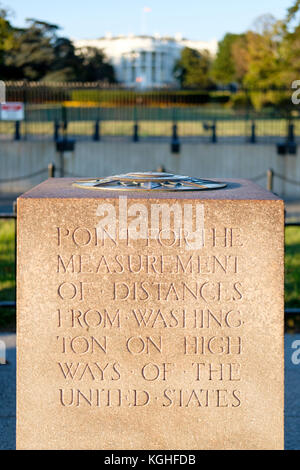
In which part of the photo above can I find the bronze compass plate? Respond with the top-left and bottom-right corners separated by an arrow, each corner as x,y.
72,172 -> 227,191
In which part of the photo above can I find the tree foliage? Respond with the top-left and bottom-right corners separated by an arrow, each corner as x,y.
78,47 -> 115,82
1,0 -> 300,94
174,47 -> 213,89
211,33 -> 243,84
0,5 -> 115,82
243,23 -> 284,89
0,6 -> 16,78
192,4 -> 300,95
286,0 -> 300,23
4,19 -> 57,80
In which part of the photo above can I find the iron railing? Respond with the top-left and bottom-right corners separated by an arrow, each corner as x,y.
0,82 -> 299,143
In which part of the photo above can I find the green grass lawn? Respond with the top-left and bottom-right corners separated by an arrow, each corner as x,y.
0,219 -> 15,329
285,226 -> 300,305
0,119 -> 292,138
0,220 -> 300,330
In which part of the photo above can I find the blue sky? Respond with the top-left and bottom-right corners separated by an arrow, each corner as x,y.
6,0 -> 294,41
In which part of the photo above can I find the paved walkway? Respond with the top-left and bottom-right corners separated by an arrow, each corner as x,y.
0,334 -> 16,450
0,333 -> 299,450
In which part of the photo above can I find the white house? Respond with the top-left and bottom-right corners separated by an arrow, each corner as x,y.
74,34 -> 218,88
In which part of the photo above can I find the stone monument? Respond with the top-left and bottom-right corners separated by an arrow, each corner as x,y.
17,173 -> 284,450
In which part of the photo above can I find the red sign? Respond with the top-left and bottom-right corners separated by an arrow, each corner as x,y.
1,102 -> 24,120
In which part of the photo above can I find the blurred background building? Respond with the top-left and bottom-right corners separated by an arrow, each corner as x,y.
75,34 -> 218,88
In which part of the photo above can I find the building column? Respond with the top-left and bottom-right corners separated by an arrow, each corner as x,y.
137,54 -> 143,86
146,51 -> 152,87
165,47 -> 171,83
156,51 -> 161,86
126,60 -> 131,85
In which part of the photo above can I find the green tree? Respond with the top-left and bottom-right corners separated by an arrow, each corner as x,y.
174,47 -> 212,89
241,16 -> 287,110
243,17 -> 284,89
279,1 -> 300,85
0,6 -> 13,51
4,19 -> 58,80
0,5 -> 15,78
78,47 -> 116,82
0,17 -> 115,82
231,35 -> 249,84
211,33 -> 242,84
286,0 -> 300,23
43,37 -> 82,81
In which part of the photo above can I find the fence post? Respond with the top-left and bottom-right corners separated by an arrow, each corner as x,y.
212,121 -> 217,143
287,121 -> 297,154
23,79 -> 28,141
171,123 -> 180,153
15,121 -> 21,140
48,162 -> 55,178
133,123 -> 139,142
267,168 -> 274,192
250,121 -> 256,144
156,165 -> 166,172
62,105 -> 68,137
54,120 -> 60,142
13,200 -> 17,288
93,120 -> 100,141
59,151 -> 64,177
288,122 -> 295,143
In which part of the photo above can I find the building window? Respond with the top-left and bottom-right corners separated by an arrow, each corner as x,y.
131,51 -> 136,65
151,51 -> 156,69
131,66 -> 136,82
161,52 -> 166,81
141,51 -> 146,64
152,67 -> 156,83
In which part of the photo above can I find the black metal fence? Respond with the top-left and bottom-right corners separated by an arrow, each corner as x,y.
1,82 -> 299,144
0,203 -> 16,310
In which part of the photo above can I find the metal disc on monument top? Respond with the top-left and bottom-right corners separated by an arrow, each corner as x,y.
72,172 -> 227,191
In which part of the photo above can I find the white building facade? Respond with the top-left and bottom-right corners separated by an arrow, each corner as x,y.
75,35 -> 218,88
